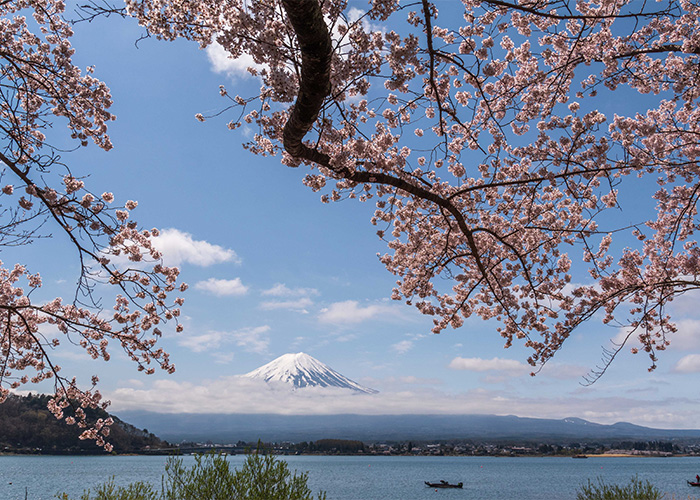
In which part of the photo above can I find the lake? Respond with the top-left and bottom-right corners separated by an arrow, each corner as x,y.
1,454 -> 699,499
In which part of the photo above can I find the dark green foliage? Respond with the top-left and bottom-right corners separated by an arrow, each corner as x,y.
161,453 -> 237,499
0,393 -> 168,454
313,439 -> 364,454
611,440 -> 679,453
162,450 -> 326,500
576,476 -> 663,500
56,478 -> 157,500
59,448 -> 327,500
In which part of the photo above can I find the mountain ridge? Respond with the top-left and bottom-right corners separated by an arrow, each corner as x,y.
0,393 -> 170,454
114,411 -> 700,444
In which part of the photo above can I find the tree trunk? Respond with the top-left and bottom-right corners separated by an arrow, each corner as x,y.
280,0 -> 333,165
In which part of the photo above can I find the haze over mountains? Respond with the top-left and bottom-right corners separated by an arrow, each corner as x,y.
115,353 -> 700,443
115,412 -> 700,444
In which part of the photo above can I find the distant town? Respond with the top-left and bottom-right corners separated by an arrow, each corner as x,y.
169,438 -> 700,458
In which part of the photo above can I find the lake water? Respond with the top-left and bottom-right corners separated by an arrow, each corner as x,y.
1,454 -> 700,499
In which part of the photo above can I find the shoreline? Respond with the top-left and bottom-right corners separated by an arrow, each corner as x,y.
0,451 -> 694,458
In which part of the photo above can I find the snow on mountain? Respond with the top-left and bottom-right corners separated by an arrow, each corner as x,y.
242,352 -> 378,394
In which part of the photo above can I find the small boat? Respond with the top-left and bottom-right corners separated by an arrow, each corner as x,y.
425,480 -> 463,489
572,454 -> 588,459
688,480 -> 700,487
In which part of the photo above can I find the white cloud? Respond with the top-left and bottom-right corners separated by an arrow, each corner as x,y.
611,327 -> 635,346
153,229 -> 239,267
667,288 -> 700,317
212,352 -> 235,364
178,325 -> 270,354
448,357 -> 529,375
389,375 -> 442,386
391,340 -> 414,355
195,277 -> 248,297
611,318 -> 700,354
668,319 -> 700,351
346,7 -> 384,33
52,348 -> 92,362
346,7 -> 365,23
260,297 -> 313,312
259,283 -> 318,312
538,362 -> 588,380
318,300 -> 398,325
333,8 -> 385,48
178,330 -> 231,353
674,354 -> 700,373
206,42 -> 263,79
262,283 -> 319,297
230,326 -> 271,354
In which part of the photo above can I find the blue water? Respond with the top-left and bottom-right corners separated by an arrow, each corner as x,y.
0,454 -> 699,499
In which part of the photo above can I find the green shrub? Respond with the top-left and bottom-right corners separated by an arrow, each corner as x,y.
160,453 -> 236,500
58,447 -> 326,500
56,477 -> 157,500
576,476 -> 662,500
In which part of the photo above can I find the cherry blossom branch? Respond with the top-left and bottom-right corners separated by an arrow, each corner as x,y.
0,0 -> 186,448
481,0 -> 675,21
281,0 -> 544,345
128,0 -> 700,377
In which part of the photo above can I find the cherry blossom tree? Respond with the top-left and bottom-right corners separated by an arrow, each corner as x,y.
4,0 -> 700,441
125,0 -> 700,382
1,0 -> 185,447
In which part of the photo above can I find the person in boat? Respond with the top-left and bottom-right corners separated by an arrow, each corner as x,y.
696,475 -> 699,483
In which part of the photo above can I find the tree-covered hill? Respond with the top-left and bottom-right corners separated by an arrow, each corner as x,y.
0,394 -> 169,454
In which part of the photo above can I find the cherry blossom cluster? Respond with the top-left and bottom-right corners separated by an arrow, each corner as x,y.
1,0 -> 185,444
0,176 -> 185,442
2,0 -> 114,161
131,0 -> 699,379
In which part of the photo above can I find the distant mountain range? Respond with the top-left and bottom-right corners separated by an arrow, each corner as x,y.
115,354 -> 700,444
243,352 -> 378,394
115,411 -> 700,444
112,352 -> 700,444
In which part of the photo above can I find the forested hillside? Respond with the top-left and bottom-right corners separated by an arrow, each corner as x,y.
0,394 -> 169,454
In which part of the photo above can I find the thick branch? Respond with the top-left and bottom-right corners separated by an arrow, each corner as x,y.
280,0 -> 333,160
280,0 -> 512,328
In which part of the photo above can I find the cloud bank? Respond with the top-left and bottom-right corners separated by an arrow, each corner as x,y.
107,376 -> 699,429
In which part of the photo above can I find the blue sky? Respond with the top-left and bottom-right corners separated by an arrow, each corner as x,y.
13,4 -> 700,429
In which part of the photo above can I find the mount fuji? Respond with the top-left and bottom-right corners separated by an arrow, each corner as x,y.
242,352 -> 378,394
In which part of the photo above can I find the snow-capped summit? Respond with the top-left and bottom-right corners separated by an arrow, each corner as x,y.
242,352 -> 378,394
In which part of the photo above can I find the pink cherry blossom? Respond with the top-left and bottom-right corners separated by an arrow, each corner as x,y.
126,0 -> 700,382
3,0 -> 700,449
0,0 -> 186,447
